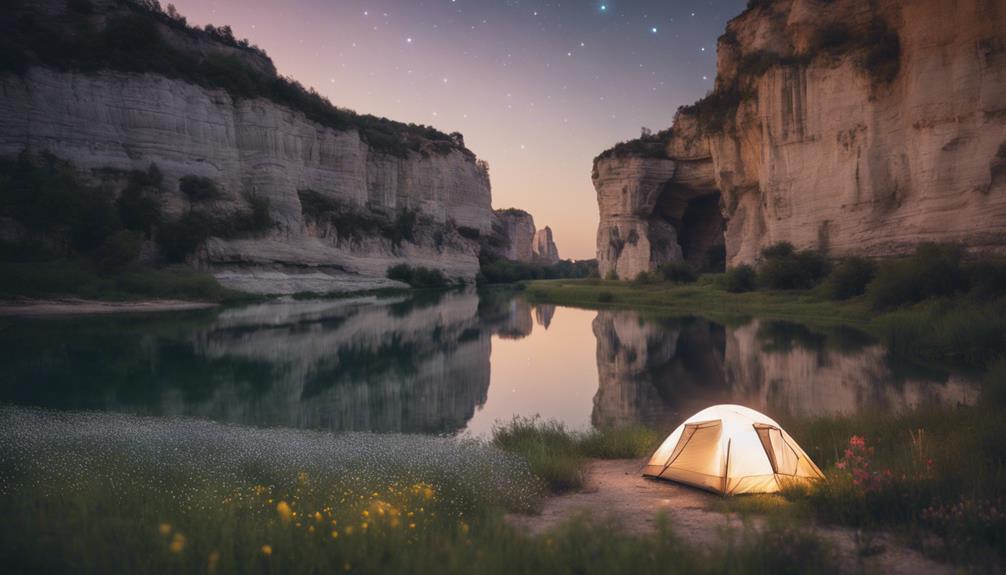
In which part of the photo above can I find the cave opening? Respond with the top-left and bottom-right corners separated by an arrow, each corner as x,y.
652,185 -> 726,272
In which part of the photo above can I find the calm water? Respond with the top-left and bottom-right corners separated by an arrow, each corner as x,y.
0,290 -> 978,435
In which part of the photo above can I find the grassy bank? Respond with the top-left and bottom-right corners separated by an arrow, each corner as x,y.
0,407 -> 843,575
491,418 -> 663,492
0,259 -> 251,303
491,386 -> 1006,568
525,278 -> 1005,372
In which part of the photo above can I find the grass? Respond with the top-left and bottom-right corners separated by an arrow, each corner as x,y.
0,406 -> 845,575
492,417 -> 663,493
0,259 -> 252,303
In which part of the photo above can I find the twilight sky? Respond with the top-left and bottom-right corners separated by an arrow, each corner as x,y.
169,0 -> 747,260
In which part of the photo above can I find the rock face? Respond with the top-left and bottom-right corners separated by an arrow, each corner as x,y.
595,0 -> 1006,276
493,209 -> 562,263
494,209 -> 537,262
0,2 -> 495,294
532,226 -> 561,264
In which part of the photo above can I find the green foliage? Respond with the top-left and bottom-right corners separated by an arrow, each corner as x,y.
492,419 -> 671,493
94,229 -> 143,273
597,291 -> 614,303
0,152 -> 119,253
478,258 -> 597,285
157,211 -> 215,262
821,257 -> 875,301
386,264 -> 449,289
658,261 -> 698,284
604,270 -> 619,281
722,264 -> 756,293
456,226 -> 481,240
780,404 -> 1006,562
178,175 -> 220,203
679,85 -> 744,133
492,418 -> 585,493
756,243 -> 829,290
0,260 -> 246,302
116,167 -> 163,236
240,193 -> 273,235
594,128 -> 673,162
298,190 -> 416,247
867,243 -> 968,310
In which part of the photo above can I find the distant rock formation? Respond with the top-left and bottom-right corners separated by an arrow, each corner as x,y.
532,226 -> 560,264
594,0 -> 1006,278
494,209 -> 537,262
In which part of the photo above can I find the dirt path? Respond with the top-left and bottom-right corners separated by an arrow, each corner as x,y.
0,298 -> 218,317
507,459 -> 951,575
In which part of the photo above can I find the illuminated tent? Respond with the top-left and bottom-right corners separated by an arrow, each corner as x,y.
643,405 -> 824,495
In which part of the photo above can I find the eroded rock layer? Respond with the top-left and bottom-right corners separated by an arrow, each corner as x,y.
595,0 -> 1006,276
0,1 -> 495,294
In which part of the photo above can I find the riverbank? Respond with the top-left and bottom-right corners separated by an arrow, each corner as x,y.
0,297 -> 219,317
506,459 -> 950,575
524,277 -> 1006,372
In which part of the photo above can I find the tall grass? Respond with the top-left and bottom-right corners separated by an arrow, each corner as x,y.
0,407 -> 844,575
491,418 -> 662,493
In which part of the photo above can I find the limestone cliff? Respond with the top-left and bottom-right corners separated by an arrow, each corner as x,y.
494,209 -> 537,262
493,209 -> 562,264
0,0 -> 494,293
532,226 -> 561,264
594,0 -> 1006,277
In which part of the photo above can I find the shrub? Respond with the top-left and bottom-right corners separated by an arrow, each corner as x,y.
456,226 -> 481,240
965,259 -> 1006,302
597,291 -> 614,303
386,264 -> 449,289
158,211 -> 216,262
867,244 -> 968,310
604,270 -> 619,281
94,230 -> 143,273
238,193 -> 273,235
178,175 -> 221,203
756,243 -> 829,290
116,182 -> 162,236
723,265 -> 757,293
633,271 -> 657,284
821,257 -> 875,301
659,261 -> 698,284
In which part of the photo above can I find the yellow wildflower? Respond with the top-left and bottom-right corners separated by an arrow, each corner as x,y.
345,526 -> 354,535
261,545 -> 273,556
169,533 -> 186,554
422,487 -> 434,500
158,523 -> 172,536
409,523 -> 416,529
276,501 -> 292,523
361,522 -> 368,529
331,530 -> 339,539
314,511 -> 323,522
207,550 -> 220,574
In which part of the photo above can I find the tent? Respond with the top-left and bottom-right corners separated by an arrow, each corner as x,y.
642,404 -> 824,495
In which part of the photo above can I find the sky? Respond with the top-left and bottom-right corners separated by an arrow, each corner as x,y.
168,0 -> 747,260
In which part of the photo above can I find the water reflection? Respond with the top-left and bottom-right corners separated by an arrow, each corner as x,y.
0,294 -> 977,434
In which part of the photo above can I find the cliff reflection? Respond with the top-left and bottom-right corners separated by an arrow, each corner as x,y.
590,311 -> 977,428
0,291 -> 506,433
